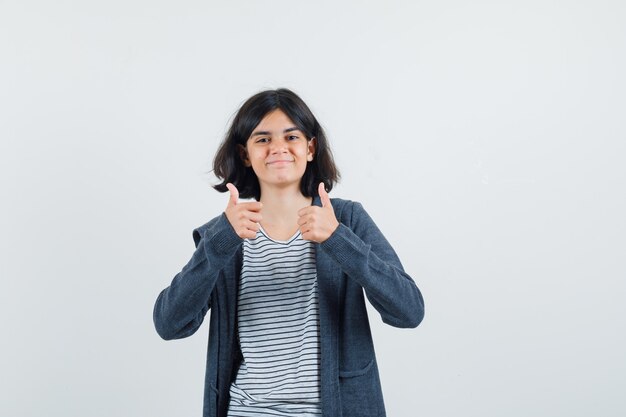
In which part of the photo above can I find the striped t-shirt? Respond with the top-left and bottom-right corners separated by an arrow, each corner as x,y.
227,225 -> 322,417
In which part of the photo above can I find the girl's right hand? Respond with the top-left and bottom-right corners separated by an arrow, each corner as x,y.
224,183 -> 263,239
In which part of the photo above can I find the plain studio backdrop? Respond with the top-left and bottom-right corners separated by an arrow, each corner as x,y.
1,1 -> 625,416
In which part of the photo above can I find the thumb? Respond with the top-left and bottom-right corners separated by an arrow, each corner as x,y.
226,183 -> 239,207
318,182 -> 331,208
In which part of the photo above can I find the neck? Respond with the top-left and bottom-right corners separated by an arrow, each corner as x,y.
259,184 -> 312,225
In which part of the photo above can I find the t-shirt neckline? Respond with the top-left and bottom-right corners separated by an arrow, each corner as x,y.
257,224 -> 301,244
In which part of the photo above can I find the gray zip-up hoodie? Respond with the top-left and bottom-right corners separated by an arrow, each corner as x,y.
153,196 -> 425,417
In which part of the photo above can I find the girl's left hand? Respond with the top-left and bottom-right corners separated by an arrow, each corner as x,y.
298,182 -> 340,243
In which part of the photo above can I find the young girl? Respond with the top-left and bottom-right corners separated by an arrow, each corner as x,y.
153,88 -> 425,417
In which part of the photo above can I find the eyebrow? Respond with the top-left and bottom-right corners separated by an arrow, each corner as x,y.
250,126 -> 301,137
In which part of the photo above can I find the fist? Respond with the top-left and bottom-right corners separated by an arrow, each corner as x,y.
297,182 -> 339,243
224,183 -> 262,239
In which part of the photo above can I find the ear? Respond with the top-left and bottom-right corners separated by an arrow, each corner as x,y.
237,144 -> 251,167
307,137 -> 316,161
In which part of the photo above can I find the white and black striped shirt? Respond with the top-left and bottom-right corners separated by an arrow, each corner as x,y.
227,226 -> 322,417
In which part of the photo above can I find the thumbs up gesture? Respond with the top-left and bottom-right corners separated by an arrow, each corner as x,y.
297,182 -> 339,243
224,183 -> 263,239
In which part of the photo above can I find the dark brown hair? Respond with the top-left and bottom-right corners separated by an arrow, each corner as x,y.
212,88 -> 340,200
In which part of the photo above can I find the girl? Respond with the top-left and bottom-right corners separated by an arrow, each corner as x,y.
153,88 -> 425,417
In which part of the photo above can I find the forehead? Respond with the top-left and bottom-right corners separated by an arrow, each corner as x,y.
253,109 -> 298,132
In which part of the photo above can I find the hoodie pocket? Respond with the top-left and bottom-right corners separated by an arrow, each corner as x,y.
338,358 -> 384,416
338,358 -> 374,378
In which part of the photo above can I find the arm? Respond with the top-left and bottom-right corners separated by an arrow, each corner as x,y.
320,202 -> 425,328
153,213 -> 242,340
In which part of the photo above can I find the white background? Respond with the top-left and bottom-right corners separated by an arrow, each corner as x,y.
2,1 -> 625,416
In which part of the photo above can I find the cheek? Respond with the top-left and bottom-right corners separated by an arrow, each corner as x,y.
249,149 -> 267,162
299,144 -> 311,156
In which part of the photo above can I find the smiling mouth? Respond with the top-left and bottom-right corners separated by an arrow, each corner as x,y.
266,160 -> 294,165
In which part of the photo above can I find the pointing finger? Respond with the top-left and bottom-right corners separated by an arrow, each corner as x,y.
238,201 -> 263,212
298,206 -> 311,217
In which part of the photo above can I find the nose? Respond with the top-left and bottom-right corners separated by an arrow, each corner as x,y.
269,137 -> 288,154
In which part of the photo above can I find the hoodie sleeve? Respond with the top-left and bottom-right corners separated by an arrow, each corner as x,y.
320,201 -> 425,328
153,213 -> 242,340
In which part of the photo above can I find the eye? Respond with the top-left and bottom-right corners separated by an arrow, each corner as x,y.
288,135 -> 300,141
255,137 -> 269,143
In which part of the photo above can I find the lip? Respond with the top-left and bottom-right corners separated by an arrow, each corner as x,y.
266,160 -> 294,165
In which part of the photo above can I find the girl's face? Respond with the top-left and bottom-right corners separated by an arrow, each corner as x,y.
240,109 -> 315,192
